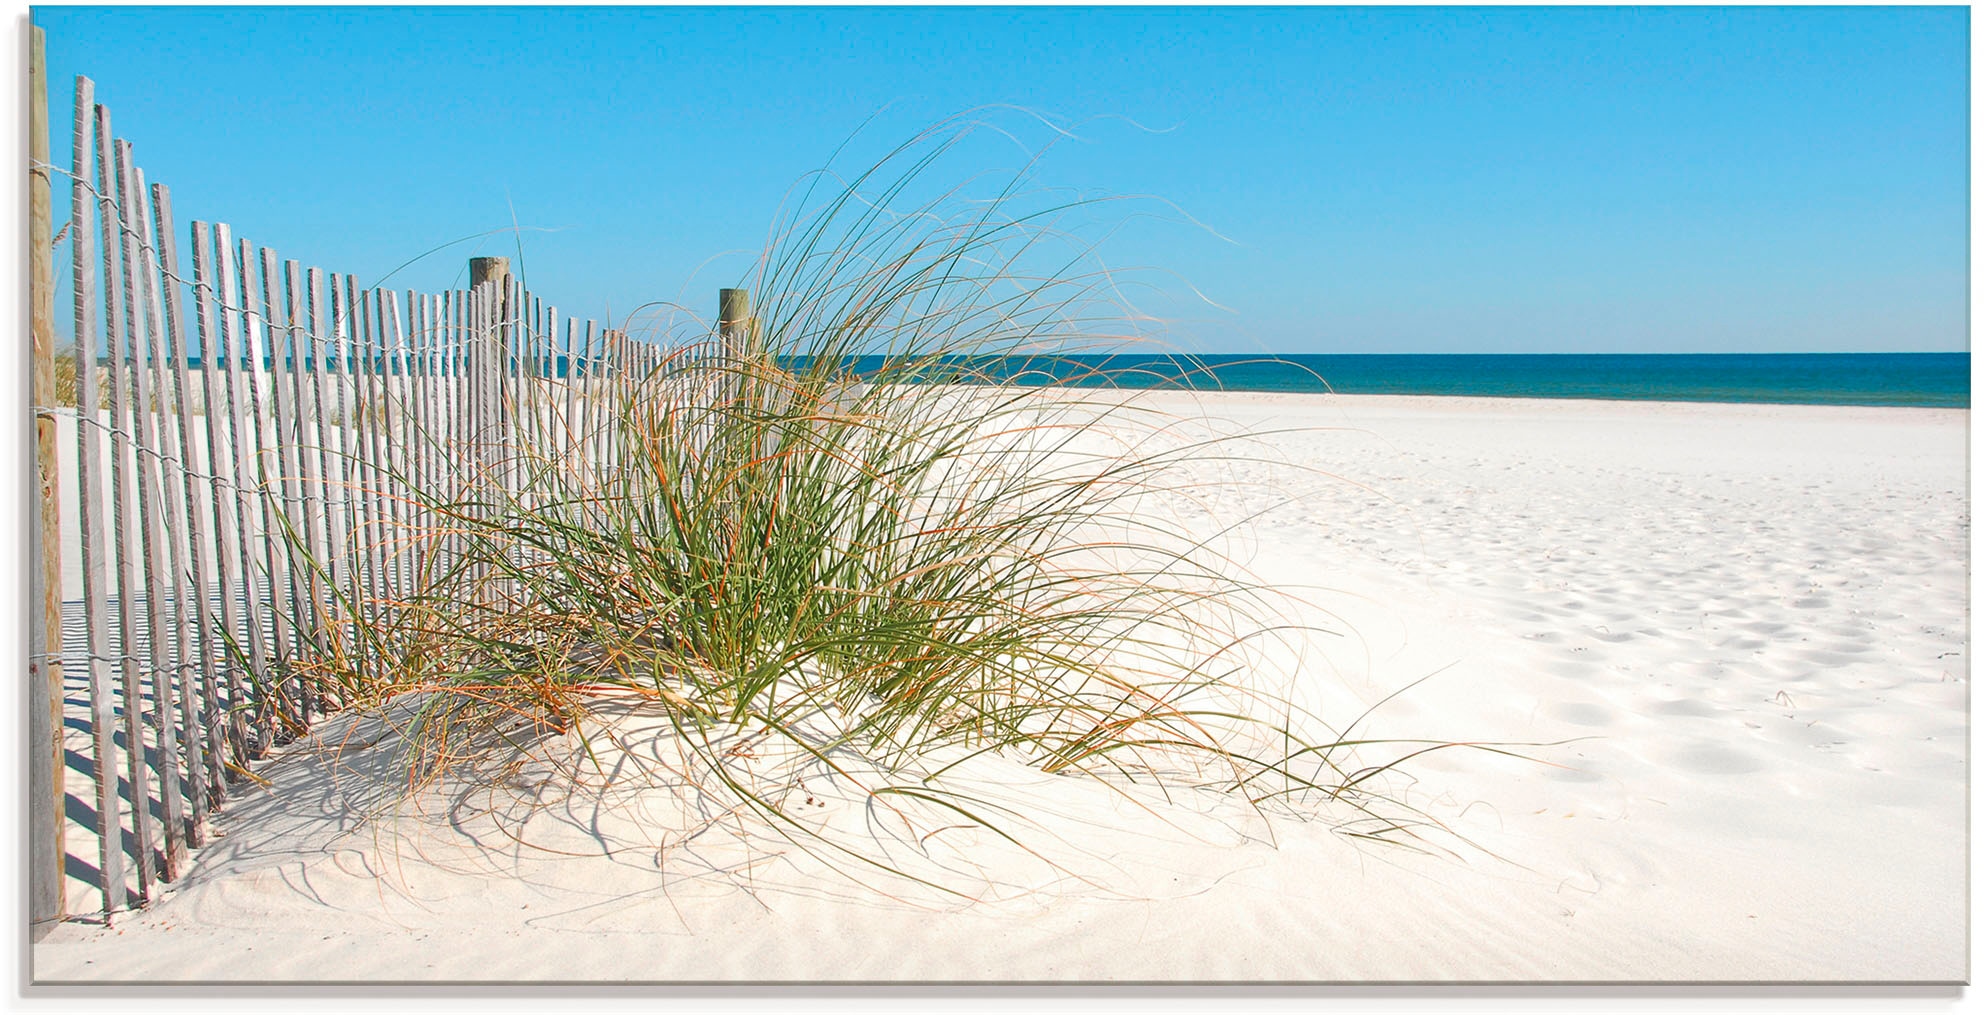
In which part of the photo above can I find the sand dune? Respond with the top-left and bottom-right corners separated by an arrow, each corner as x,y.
33,393 -> 1967,983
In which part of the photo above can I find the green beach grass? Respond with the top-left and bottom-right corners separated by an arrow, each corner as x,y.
265,118 -> 1504,897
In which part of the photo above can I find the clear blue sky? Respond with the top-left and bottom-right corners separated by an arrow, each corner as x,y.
33,5 -> 1970,354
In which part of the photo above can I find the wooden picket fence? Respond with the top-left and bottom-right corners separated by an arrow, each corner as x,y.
29,71 -> 733,925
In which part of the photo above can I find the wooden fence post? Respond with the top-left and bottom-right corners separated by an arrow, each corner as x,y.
469,257 -> 510,297
718,286 -> 751,413
28,22 -> 68,930
718,286 -> 751,352
468,256 -> 508,452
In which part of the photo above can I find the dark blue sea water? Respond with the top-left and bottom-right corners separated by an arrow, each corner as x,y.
920,352 -> 1970,409
193,351 -> 1969,409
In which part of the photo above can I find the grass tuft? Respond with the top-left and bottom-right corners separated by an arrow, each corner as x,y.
271,116 -> 1507,897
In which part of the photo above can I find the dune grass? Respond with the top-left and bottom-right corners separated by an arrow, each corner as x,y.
53,344 -> 78,407
270,117 -> 1493,896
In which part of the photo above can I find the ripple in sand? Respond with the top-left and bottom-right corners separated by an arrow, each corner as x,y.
1666,743 -> 1766,775
1547,702 -> 1616,727
1544,656 -> 1603,678
1545,764 -> 1606,784
1793,650 -> 1864,668
1649,698 -> 1719,718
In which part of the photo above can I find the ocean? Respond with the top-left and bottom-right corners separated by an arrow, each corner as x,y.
923,352 -> 1970,409
184,350 -> 1969,409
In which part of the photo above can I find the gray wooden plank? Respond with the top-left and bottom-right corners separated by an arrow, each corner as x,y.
282,262 -> 324,664
357,278 -> 387,677
237,239 -> 292,750
111,146 -> 185,884
533,293 -> 548,471
410,292 -> 435,584
446,291 -> 465,571
281,259 -> 326,726
148,183 -> 217,838
357,288 -> 389,626
381,294 -> 411,606
579,320 -> 596,485
189,223 -> 249,778
307,267 -> 344,710
215,227 -> 274,758
560,313 -> 577,468
95,104 -> 155,906
113,143 -> 185,883
335,275 -> 373,669
133,168 -> 201,859
69,77 -> 126,918
260,247 -> 311,732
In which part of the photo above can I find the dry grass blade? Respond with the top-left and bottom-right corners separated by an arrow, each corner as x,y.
264,115 -> 1520,898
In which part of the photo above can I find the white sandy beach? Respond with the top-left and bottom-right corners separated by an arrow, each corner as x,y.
31,392 -> 1968,983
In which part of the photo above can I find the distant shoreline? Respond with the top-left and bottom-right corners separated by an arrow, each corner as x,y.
936,351 -> 1972,409
64,350 -> 1970,409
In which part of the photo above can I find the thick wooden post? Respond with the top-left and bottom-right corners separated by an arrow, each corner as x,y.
469,256 -> 510,296
718,286 -> 751,353
27,23 -> 68,929
468,255 -> 509,446
718,286 -> 751,413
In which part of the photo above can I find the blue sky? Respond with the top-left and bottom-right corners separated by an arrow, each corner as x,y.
34,5 -> 1970,354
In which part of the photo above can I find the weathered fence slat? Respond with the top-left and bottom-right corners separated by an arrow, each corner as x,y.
151,183 -> 218,841
358,286 -> 381,614
95,103 -> 156,906
237,239 -> 291,750
190,223 -> 249,778
356,287 -> 389,624
516,290 -> 533,480
379,286 -> 406,613
532,293 -> 549,469
137,165 -> 198,872
329,273 -> 361,664
280,259 -> 325,725
215,227 -> 274,758
414,291 -> 439,584
431,292 -> 447,572
558,314 -> 576,465
115,141 -> 189,883
577,320 -> 595,484
432,291 -> 449,577
280,261 -> 319,672
446,290 -> 464,571
307,266 -> 343,710
134,168 -> 201,859
379,293 -> 409,606
398,293 -> 422,583
256,247 -> 306,732
70,75 -> 128,918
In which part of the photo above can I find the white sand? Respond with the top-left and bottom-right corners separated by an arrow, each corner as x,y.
32,393 -> 1968,983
